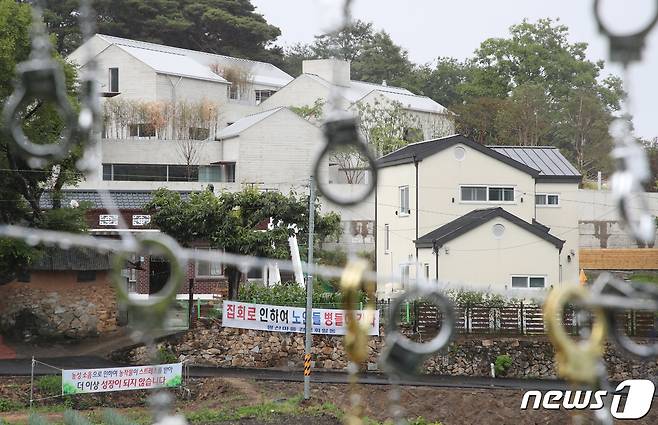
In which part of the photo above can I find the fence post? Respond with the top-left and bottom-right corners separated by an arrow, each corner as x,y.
520,301 -> 524,335
197,299 -> 201,319
29,356 -> 35,409
466,302 -> 470,334
405,301 -> 410,324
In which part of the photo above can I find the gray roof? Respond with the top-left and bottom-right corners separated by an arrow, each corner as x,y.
39,190 -> 193,210
415,208 -> 564,250
215,107 -> 286,140
489,146 -> 582,182
84,34 -> 293,88
31,247 -> 111,271
378,135 -> 540,176
302,74 -> 448,114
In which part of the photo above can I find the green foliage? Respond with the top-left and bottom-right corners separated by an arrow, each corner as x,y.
146,188 -> 342,299
0,397 -> 23,412
157,346 -> 178,364
28,414 -> 52,425
63,411 -> 92,425
290,98 -> 325,121
165,374 -> 183,388
445,290 -> 512,307
357,98 -> 422,156
494,354 -> 513,376
36,375 -> 62,394
407,418 -> 444,425
103,410 -> 139,425
238,281 -> 368,306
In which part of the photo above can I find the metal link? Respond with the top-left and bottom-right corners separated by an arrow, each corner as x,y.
1,1 -> 78,169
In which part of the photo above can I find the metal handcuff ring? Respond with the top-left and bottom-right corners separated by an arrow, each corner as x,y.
593,0 -> 658,63
110,234 -> 185,335
379,286 -> 455,377
2,56 -> 78,165
544,286 -> 608,385
591,273 -> 658,359
313,116 -> 379,207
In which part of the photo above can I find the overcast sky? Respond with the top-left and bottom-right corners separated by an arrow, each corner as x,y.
252,0 -> 658,139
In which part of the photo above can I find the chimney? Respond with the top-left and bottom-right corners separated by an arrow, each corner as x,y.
302,59 -> 351,87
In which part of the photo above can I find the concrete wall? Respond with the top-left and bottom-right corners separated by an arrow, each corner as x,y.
577,190 -> 658,248
259,74 -> 336,114
155,74 -> 228,104
85,45 -> 157,100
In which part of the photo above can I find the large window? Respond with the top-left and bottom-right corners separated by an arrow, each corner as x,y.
399,186 -> 410,216
255,89 -> 275,105
102,163 -> 235,183
511,275 -> 546,289
128,123 -> 156,138
189,127 -> 210,140
384,224 -> 390,253
195,248 -> 223,278
229,85 -> 240,100
460,185 -> 515,203
536,193 -> 559,207
108,68 -> 119,92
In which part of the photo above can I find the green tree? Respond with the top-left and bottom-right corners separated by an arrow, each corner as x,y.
38,0 -> 283,62
414,57 -> 472,108
146,188 -> 342,299
0,0 -> 88,282
356,98 -> 422,156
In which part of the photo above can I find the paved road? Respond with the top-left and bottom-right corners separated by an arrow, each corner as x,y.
0,355 -> 587,392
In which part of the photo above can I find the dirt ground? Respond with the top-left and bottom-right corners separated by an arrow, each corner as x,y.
1,376 -> 656,424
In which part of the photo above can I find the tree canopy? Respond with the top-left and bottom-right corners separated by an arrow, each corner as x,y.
146,188 -> 342,299
36,0 -> 284,63
0,0 -> 88,282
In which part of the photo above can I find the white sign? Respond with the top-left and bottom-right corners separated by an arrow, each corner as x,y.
99,214 -> 118,226
62,363 -> 182,395
222,301 -> 379,336
132,214 -> 151,226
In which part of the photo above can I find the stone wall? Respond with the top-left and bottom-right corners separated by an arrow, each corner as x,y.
119,320 -> 657,381
0,278 -> 118,340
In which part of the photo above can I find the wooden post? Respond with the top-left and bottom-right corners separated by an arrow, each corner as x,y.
188,278 -> 194,327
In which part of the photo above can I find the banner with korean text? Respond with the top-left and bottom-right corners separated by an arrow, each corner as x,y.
61,363 -> 183,395
222,301 -> 379,336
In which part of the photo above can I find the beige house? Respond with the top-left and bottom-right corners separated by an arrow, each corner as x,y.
376,134 -> 581,296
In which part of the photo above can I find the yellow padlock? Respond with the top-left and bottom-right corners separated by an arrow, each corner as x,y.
543,285 -> 607,385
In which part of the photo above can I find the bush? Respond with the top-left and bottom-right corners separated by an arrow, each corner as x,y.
238,281 -> 369,307
36,375 -> 62,394
157,346 -> 178,364
494,354 -> 512,377
0,398 -> 23,412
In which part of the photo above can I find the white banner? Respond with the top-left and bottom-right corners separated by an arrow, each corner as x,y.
61,363 -> 182,395
222,301 -> 379,336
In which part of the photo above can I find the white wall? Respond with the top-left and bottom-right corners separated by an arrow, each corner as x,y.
86,45 -> 157,100
259,75 -> 340,115
155,74 -> 227,104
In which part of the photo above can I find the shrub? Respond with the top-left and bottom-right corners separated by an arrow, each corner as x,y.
494,354 -> 513,376
238,281 -> 369,307
157,346 -> 178,364
0,398 -> 23,412
36,375 -> 62,394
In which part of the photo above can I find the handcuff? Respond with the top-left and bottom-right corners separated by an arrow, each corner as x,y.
379,285 -> 455,377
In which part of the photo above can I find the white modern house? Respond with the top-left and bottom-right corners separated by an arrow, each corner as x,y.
376,134 -> 582,296
260,58 -> 454,140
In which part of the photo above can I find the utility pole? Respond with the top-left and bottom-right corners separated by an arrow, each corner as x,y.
304,175 -> 315,400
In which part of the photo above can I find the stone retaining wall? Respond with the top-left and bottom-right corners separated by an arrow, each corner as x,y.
119,320 -> 657,380
0,280 -> 118,340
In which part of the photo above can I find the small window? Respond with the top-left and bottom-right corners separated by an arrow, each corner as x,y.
189,127 -> 210,140
399,186 -> 410,216
195,248 -> 223,277
400,264 -> 410,287
255,89 -> 275,105
461,186 -> 487,201
511,275 -> 545,289
488,187 -> 514,202
128,124 -> 156,138
109,68 -> 119,92
102,164 -> 113,181
424,263 -> 430,279
384,224 -> 390,252
229,85 -> 240,100
536,193 -> 559,207
492,223 -> 505,238
453,146 -> 466,161
77,270 -> 97,282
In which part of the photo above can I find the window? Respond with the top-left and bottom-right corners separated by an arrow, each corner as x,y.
195,248 -> 223,277
536,193 -> 559,207
99,214 -> 118,226
400,264 -> 410,287
461,186 -> 487,201
511,275 -> 546,289
189,127 -> 210,140
424,263 -> 430,279
488,187 -> 514,202
384,224 -> 390,253
460,185 -> 515,202
255,89 -> 275,105
77,270 -> 97,282
128,123 -> 156,138
229,85 -> 240,100
108,68 -> 119,92
102,163 -> 235,182
399,186 -> 410,216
